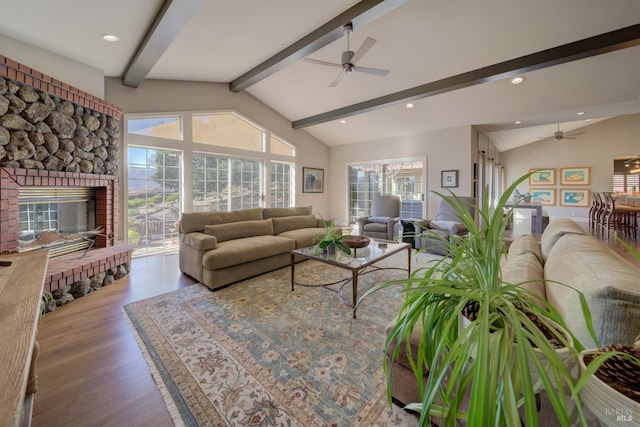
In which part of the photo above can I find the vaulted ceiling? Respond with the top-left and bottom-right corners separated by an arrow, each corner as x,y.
1,0 -> 639,150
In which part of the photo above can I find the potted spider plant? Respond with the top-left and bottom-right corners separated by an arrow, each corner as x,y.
312,217 -> 351,255
358,173 -> 597,426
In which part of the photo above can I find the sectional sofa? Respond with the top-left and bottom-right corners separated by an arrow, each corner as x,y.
179,206 -> 328,290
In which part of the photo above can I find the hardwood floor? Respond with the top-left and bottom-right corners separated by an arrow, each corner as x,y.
31,221 -> 640,426
32,253 -> 196,427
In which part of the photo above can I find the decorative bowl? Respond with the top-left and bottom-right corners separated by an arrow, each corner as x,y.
344,235 -> 370,249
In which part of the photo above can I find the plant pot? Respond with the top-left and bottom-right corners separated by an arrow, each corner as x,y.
460,314 -> 574,392
578,352 -> 640,427
325,242 -> 336,255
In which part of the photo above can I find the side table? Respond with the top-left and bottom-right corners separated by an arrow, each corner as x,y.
400,218 -> 426,249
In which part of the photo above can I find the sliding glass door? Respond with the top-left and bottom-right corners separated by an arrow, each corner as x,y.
348,159 -> 424,224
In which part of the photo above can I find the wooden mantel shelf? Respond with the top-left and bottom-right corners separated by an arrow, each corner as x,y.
0,251 -> 49,427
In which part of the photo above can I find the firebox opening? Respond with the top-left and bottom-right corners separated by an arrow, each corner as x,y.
19,187 -> 97,257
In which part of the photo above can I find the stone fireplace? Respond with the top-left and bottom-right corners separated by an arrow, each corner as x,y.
0,55 -> 132,309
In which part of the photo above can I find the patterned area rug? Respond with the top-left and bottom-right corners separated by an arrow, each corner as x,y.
123,250 -> 440,426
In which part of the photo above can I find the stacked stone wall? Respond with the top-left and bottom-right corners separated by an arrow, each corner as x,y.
0,76 -> 120,174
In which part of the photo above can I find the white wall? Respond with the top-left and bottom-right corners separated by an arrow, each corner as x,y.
0,35 -> 105,98
499,113 -> 640,220
104,78 -> 331,224
328,125 -> 474,224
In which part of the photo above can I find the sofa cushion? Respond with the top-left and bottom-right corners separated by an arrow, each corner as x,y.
203,235 -> 295,270
262,205 -> 312,219
272,215 -> 317,235
502,251 -> 546,308
385,319 -> 427,374
204,219 -> 274,243
180,208 -> 263,233
540,218 -> 585,261
508,234 -> 543,265
544,232 -> 640,348
368,216 -> 391,224
277,227 -> 326,248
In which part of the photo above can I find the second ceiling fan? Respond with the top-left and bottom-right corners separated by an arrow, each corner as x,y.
551,123 -> 586,141
304,22 -> 390,87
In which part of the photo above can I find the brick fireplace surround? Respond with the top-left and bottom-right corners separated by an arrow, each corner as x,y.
0,55 -> 132,295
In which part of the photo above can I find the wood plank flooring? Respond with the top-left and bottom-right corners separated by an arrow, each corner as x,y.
31,222 -> 640,427
32,253 -> 196,427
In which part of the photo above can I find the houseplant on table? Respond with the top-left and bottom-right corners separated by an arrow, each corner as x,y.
312,217 -> 351,255
358,173 -> 597,426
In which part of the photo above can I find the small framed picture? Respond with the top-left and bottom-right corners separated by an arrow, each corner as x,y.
529,189 -> 556,206
302,167 -> 324,193
529,168 -> 555,186
441,170 -> 458,188
560,189 -> 591,207
560,167 -> 590,185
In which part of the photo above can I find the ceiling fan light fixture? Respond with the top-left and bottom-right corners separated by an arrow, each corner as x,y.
511,76 -> 525,85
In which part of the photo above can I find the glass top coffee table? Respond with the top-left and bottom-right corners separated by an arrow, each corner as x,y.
290,240 -> 411,318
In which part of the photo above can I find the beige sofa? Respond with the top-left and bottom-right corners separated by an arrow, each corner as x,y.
179,206 -> 328,290
387,217 -> 640,406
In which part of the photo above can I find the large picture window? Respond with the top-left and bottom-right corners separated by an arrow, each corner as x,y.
126,112 -> 295,257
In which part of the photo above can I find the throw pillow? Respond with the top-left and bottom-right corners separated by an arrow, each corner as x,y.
205,219 -> 274,242
272,215 -> 318,235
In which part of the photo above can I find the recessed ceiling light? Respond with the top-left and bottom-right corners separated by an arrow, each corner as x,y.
511,76 -> 525,85
406,103 -> 414,109
339,119 -> 346,124
514,120 -> 522,124
101,34 -> 119,42
585,118 -> 592,122
576,111 -> 586,116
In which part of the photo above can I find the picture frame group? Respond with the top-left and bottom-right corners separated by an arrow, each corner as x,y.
527,166 -> 591,207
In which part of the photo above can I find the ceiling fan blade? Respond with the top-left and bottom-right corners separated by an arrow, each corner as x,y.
353,65 -> 390,77
566,131 -> 586,137
329,71 -> 347,87
303,58 -> 342,68
350,37 -> 377,64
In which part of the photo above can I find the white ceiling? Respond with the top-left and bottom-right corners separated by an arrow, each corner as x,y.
1,0 -> 639,150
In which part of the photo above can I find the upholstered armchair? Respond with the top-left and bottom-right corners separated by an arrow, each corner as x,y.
356,195 -> 402,241
415,196 -> 476,255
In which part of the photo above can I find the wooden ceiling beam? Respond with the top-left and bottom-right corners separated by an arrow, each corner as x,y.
122,0 -> 202,88
229,0 -> 410,93
293,23 -> 640,129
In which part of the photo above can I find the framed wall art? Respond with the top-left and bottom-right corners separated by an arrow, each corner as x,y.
560,167 -> 590,185
302,167 -> 324,193
441,170 -> 458,188
528,168 -> 556,186
559,189 -> 590,207
529,189 -> 556,206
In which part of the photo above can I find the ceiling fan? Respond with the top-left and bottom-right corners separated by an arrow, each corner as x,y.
303,22 -> 390,87
551,123 -> 586,141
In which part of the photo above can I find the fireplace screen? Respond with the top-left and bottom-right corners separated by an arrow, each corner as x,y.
19,187 -> 96,255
